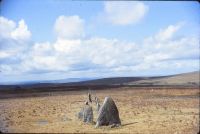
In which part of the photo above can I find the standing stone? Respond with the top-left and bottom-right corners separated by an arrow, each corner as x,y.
77,101 -> 93,123
96,102 -> 101,112
94,97 -> 101,112
95,97 -> 121,128
83,105 -> 93,123
94,96 -> 98,102
88,93 -> 92,103
77,100 -> 93,123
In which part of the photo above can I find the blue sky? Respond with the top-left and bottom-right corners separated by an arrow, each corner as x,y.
0,1 -> 199,83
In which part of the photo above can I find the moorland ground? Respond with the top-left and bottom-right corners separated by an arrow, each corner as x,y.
0,87 -> 199,133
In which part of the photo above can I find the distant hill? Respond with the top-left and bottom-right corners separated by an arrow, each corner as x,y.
0,78 -> 94,85
127,71 -> 199,86
68,76 -> 164,85
66,71 -> 199,86
0,71 -> 199,91
0,71 -> 199,100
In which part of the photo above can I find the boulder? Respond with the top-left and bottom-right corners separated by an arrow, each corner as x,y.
78,105 -> 93,123
95,97 -> 121,128
83,105 -> 93,123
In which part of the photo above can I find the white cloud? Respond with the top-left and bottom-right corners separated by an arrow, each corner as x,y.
26,23 -> 198,75
0,17 -> 16,39
0,17 -> 31,68
0,16 -> 199,78
0,17 -> 31,40
155,22 -> 184,42
11,19 -> 31,40
33,42 -> 52,55
103,1 -> 148,25
54,15 -> 84,39
0,51 -> 11,58
54,38 -> 81,53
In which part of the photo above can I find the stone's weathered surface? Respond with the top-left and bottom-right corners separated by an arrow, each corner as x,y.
78,105 -> 93,123
95,97 -> 121,128
96,102 -> 101,112
88,93 -> 92,103
83,105 -> 93,123
94,97 -> 101,112
85,101 -> 89,105
94,96 -> 98,103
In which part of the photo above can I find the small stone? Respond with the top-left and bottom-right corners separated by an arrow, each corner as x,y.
83,105 -> 93,123
77,105 -> 93,123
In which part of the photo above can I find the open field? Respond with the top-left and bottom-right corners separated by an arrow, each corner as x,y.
0,87 -> 199,133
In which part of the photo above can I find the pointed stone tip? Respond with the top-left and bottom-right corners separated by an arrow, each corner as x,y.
103,96 -> 112,104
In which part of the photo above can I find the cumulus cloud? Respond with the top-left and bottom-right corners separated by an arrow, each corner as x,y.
103,1 -> 148,25
54,15 -> 84,39
154,22 -> 184,42
22,25 -> 198,76
0,17 -> 31,71
0,17 -> 16,39
0,17 -> 31,40
54,38 -> 81,53
0,16 -> 199,78
11,20 -> 31,40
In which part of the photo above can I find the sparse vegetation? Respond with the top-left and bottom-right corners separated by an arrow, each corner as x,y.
0,87 -> 199,133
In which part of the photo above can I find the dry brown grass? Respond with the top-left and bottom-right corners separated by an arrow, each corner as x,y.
0,87 -> 199,133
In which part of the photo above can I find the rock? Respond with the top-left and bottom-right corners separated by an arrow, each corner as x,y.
88,93 -> 92,103
78,105 -> 93,123
95,97 -> 121,128
85,101 -> 89,105
94,96 -> 99,103
110,124 -> 120,128
96,103 -> 101,112
83,105 -> 93,123
94,97 -> 101,112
